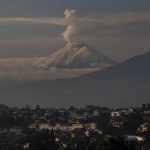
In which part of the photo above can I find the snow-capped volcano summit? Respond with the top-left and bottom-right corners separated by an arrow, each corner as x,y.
0,41 -> 117,80
35,41 -> 116,69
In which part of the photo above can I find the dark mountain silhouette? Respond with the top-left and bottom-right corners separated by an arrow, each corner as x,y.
0,52 -> 150,107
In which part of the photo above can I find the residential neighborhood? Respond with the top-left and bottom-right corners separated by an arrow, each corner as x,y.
0,104 -> 150,150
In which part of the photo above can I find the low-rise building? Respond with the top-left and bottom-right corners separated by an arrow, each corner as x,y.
137,122 -> 150,133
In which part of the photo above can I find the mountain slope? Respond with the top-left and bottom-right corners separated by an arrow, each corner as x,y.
0,41 -> 117,80
0,52 -> 150,107
34,41 -> 116,69
82,51 -> 150,79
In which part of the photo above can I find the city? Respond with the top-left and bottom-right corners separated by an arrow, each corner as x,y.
0,104 -> 150,150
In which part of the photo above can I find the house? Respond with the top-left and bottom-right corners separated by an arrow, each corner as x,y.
111,108 -> 135,118
125,135 -> 145,142
84,123 -> 97,130
137,122 -> 149,133
142,111 -> 150,121
111,111 -> 120,117
111,121 -> 123,128
54,123 -> 69,131
39,123 -> 52,130
23,143 -> 30,149
93,110 -> 99,117
70,123 -> 84,131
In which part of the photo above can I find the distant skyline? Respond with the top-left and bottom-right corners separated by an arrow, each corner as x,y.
0,0 -> 150,61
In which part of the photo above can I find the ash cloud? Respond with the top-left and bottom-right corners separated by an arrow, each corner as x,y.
0,58 -> 99,80
62,9 -> 150,44
62,9 -> 78,43
0,10 -> 150,80
0,11 -> 150,43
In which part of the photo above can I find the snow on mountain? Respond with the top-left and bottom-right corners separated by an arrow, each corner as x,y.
0,41 -> 117,80
34,41 -> 116,70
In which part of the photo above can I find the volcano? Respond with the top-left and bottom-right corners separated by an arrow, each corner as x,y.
34,41 -> 116,70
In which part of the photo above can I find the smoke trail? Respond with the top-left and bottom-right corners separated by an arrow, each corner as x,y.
62,9 -> 77,43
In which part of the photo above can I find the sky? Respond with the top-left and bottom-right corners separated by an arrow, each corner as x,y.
0,0 -> 150,61
0,0 -> 150,107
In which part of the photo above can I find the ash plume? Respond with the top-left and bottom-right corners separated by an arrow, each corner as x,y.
62,9 -> 78,43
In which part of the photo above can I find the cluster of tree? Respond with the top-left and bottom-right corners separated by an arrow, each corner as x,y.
0,111 -> 33,127
141,103 -> 150,110
63,134 -> 139,150
1,129 -> 141,150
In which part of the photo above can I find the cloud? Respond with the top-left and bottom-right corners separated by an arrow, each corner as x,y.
64,9 -> 77,19
0,57 -> 98,80
0,11 -> 149,39
0,10 -> 149,80
0,17 -> 67,26
62,10 -> 150,43
62,9 -> 78,43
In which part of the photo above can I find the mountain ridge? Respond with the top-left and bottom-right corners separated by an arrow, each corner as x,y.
34,41 -> 116,69
0,51 -> 150,107
81,51 -> 150,79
